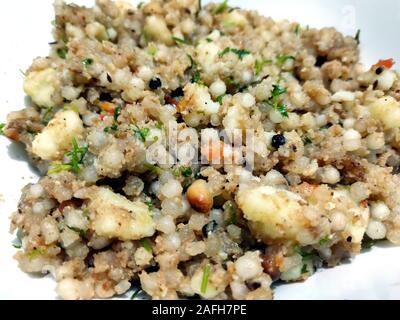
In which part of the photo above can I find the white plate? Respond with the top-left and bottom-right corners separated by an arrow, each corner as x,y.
1,0 -> 399,300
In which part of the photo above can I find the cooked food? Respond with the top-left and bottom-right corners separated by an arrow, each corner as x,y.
3,0 -> 400,300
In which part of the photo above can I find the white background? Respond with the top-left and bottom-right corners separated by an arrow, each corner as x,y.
0,0 -> 399,300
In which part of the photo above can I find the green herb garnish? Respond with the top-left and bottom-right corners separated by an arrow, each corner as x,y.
191,72 -> 204,85
26,126 -> 37,135
48,138 -> 88,174
212,0 -> 228,15
173,166 -> 193,177
294,24 -> 300,35
0,123 -> 6,135
172,36 -> 188,45
147,46 -> 158,56
144,163 -> 163,175
137,1 -> 144,9
206,38 -> 213,43
67,226 -> 86,237
104,123 -> 118,133
294,245 -> 313,260
226,77 -> 240,92
276,54 -> 295,67
104,106 -> 122,133
140,239 -> 152,253
114,105 -> 122,121
219,47 -> 250,60
82,58 -> 93,67
301,264 -> 308,274
144,201 -> 153,211
187,54 -> 196,69
362,238 -> 383,249
264,84 -> 288,118
27,247 -> 46,261
303,136 -> 312,145
56,47 -> 68,59
224,201 -> 237,225
355,29 -> 361,45
216,94 -> 225,104
319,235 -> 331,246
255,59 -> 272,75
131,287 -> 142,300
131,126 -> 150,143
41,107 -> 54,125
201,264 -> 211,294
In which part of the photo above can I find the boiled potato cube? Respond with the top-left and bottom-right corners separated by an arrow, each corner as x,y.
23,68 -> 60,108
369,96 -> 400,130
86,187 -> 155,241
237,186 -> 307,242
32,110 -> 84,161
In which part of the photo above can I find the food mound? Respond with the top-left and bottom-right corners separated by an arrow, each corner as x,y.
3,0 -> 400,300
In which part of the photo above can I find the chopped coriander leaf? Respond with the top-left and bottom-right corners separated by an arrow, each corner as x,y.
225,77 -> 240,92
135,127 -> 150,142
104,123 -> 118,133
144,163 -> 163,175
141,29 -> 149,44
144,201 -> 153,211
48,138 -> 88,174
255,59 -> 272,75
12,235 -> 22,249
172,36 -> 188,45
41,107 -> 54,125
68,226 -> 86,237
26,126 -> 37,135
82,209 -> 90,219
82,58 -> 93,67
223,201 -> 237,225
140,239 -> 152,252
319,235 -> 331,246
0,123 -> 6,135
131,287 -> 142,300
301,264 -> 308,274
276,54 -> 295,66
219,47 -> 250,60
276,104 -> 289,118
181,167 -> 193,177
191,72 -> 204,85
48,164 -> 73,175
201,264 -> 211,294
187,54 -> 196,69
362,238 -> 383,249
27,247 -> 46,261
303,136 -> 312,145
56,47 -> 68,59
147,46 -> 158,56
113,105 -> 122,121
212,0 -> 228,15
264,84 -> 289,118
66,138 -> 89,172
155,122 -> 163,130
293,245 -> 313,260
355,29 -> 361,45
173,166 -> 193,178
206,38 -> 213,42
216,94 -> 225,104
